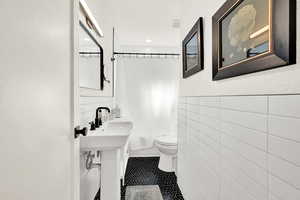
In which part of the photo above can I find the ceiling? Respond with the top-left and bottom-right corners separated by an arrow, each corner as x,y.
112,0 -> 181,48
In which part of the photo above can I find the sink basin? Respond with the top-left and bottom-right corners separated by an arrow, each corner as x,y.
80,119 -> 133,150
106,121 -> 133,131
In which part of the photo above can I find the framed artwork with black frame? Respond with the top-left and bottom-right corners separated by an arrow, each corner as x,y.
212,0 -> 296,81
182,17 -> 204,79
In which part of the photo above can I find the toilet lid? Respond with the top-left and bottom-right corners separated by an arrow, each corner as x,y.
155,135 -> 177,146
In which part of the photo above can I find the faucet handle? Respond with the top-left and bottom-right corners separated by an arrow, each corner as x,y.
95,117 -> 102,128
89,121 -> 96,131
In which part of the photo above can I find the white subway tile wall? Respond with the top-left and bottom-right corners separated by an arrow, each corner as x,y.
177,95 -> 300,200
79,96 -> 114,126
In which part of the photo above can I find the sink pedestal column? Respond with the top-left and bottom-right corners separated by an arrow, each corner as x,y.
101,149 -> 121,200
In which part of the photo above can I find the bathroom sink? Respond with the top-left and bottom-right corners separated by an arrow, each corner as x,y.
106,121 -> 133,131
80,119 -> 133,150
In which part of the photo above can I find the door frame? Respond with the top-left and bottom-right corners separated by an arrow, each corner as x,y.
71,0 -> 80,199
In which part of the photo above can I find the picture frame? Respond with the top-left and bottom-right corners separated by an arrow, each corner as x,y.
212,0 -> 296,81
182,17 -> 204,78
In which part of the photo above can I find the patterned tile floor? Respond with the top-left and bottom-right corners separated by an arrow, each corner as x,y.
121,157 -> 184,200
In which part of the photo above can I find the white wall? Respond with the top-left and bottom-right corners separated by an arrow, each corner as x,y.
0,1 -> 73,200
178,95 -> 300,200
179,0 -> 300,96
177,1 -> 300,200
79,96 -> 114,127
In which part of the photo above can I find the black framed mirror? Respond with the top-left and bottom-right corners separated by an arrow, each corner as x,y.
79,21 -> 104,90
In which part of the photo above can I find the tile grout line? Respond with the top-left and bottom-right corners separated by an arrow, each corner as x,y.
221,145 -> 300,197
222,164 -> 268,200
267,96 -> 270,200
268,151 -> 300,168
268,133 -> 300,144
217,96 -> 222,200
268,169 -> 300,191
187,112 -> 268,135
179,95 -> 300,200
188,111 -> 268,153
219,128 -> 267,152
186,102 -> 268,115
189,126 -> 220,150
188,110 -> 300,166
268,112 -> 300,120
221,141 -> 267,171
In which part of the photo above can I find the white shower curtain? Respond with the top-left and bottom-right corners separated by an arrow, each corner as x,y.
115,56 -> 179,151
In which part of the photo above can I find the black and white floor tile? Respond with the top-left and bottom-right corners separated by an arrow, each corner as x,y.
121,157 -> 184,200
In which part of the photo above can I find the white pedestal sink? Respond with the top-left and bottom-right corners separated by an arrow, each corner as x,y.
80,120 -> 133,150
80,119 -> 133,200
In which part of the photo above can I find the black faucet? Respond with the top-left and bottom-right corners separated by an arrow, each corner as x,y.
95,107 -> 111,128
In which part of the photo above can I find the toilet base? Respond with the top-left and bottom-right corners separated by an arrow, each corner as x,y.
158,153 -> 175,172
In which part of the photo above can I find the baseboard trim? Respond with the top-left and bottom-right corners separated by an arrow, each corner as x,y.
177,180 -> 187,200
129,154 -> 160,158
129,147 -> 160,158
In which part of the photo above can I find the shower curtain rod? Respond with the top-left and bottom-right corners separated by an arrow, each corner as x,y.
113,52 -> 180,56
79,51 -> 102,54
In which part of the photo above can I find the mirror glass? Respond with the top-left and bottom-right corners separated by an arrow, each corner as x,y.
79,23 -> 103,90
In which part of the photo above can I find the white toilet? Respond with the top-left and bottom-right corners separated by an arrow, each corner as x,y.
154,135 -> 177,172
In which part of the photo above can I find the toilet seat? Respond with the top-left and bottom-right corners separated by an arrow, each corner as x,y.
155,135 -> 177,146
